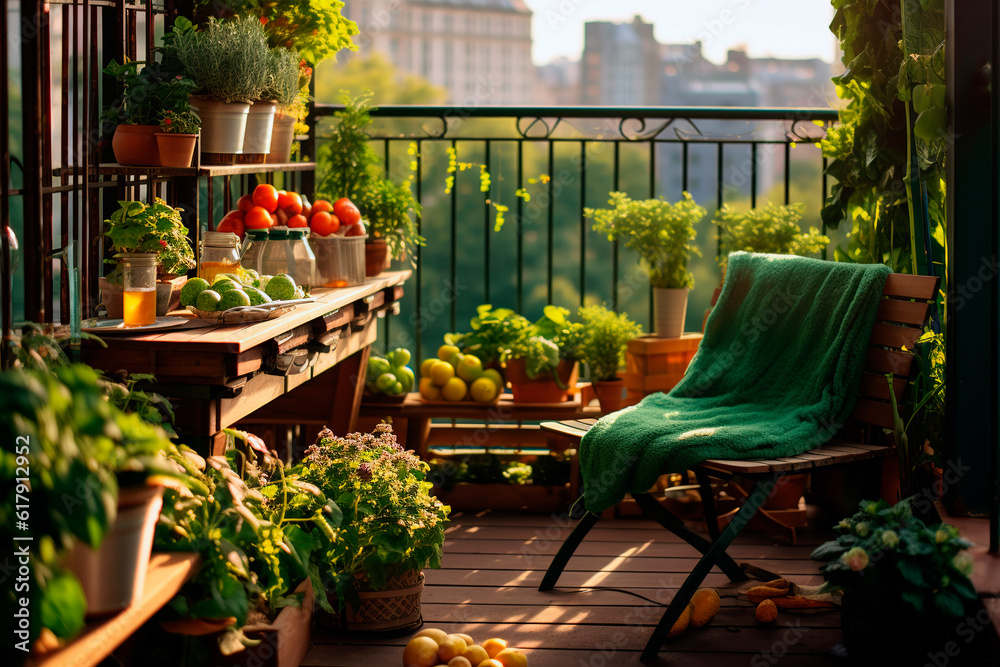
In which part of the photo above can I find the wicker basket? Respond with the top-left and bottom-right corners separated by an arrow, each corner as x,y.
318,570 -> 424,635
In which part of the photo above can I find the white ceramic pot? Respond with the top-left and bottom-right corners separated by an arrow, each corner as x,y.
242,100 -> 277,157
189,96 -> 250,155
652,287 -> 689,338
66,485 -> 164,616
267,114 -> 296,164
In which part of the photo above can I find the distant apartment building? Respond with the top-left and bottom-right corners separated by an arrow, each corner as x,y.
341,0 -> 535,105
535,56 -> 580,106
580,16 -> 662,106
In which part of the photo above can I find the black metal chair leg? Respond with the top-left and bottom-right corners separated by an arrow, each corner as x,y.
640,476 -> 777,662
632,493 -> 747,584
538,510 -> 600,591
694,469 -> 721,541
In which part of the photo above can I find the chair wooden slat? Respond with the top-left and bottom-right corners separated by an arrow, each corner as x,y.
857,372 -> 908,401
884,273 -> 940,300
849,397 -> 897,430
866,347 -> 916,377
869,322 -> 923,350
877,298 -> 931,326
539,421 -> 588,442
699,459 -> 773,474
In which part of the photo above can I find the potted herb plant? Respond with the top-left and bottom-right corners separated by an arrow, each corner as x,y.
577,305 -> 643,412
154,107 -> 201,168
712,202 -> 830,275
170,16 -> 269,159
318,92 -> 425,273
292,423 -> 450,633
585,192 -> 706,338
102,59 -> 197,166
250,47 -> 300,163
101,198 -> 196,318
269,59 -> 311,163
812,498 -> 978,664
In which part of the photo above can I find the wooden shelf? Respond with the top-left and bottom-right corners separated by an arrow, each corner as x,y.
55,162 -> 316,178
199,161 -> 316,177
28,553 -> 199,667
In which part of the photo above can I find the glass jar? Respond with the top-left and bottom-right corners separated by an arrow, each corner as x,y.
199,231 -> 241,283
240,229 -> 269,276
121,253 -> 157,327
261,227 -> 316,291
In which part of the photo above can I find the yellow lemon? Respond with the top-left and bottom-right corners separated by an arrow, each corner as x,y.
419,377 -> 442,401
414,628 -> 449,645
480,639 -> 508,659
452,634 -> 475,647
447,659 -> 473,667
494,649 -> 528,667
420,358 -> 438,377
430,360 -> 456,386
441,377 -> 468,402
437,344 -> 460,361
403,636 -> 441,667
461,645 -> 489,665
436,635 -> 468,662
470,377 -> 499,403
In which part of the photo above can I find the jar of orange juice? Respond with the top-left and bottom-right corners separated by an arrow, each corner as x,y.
199,232 -> 241,283
121,253 -> 157,327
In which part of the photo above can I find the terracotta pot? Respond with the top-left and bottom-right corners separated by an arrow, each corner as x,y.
505,358 -> 579,403
267,114 -> 295,164
653,287 -> 689,338
242,100 -> 277,158
99,276 -> 124,319
154,133 -> 198,168
65,485 -> 164,616
189,95 -> 250,155
365,239 -> 389,277
593,378 -> 625,412
112,124 -> 161,166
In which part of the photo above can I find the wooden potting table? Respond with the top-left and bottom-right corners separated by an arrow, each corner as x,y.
81,271 -> 410,454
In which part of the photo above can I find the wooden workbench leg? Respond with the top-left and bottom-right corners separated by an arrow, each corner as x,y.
405,417 -> 432,459
326,346 -> 371,436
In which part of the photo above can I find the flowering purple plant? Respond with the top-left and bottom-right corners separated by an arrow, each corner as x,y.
293,423 -> 450,607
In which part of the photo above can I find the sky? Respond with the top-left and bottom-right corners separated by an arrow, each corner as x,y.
522,0 -> 837,66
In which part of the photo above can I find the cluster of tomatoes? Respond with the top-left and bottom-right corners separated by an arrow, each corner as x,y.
216,184 -> 365,239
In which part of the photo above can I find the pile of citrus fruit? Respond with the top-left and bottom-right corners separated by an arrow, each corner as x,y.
216,184 -> 365,240
403,628 -> 527,667
180,271 -> 303,313
418,345 -> 503,404
367,348 -> 415,397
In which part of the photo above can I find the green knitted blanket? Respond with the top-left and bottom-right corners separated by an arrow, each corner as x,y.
579,252 -> 892,513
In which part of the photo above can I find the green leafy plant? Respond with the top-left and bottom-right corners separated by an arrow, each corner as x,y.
1,363 -> 181,648
174,16 -> 270,104
103,198 -> 196,281
711,203 -> 830,270
811,498 -> 976,618
358,177 -> 425,264
292,423 -> 449,608
577,305 -> 642,382
318,90 -> 380,201
157,108 -> 201,134
585,192 -> 706,289
101,60 -> 197,127
262,47 -> 301,109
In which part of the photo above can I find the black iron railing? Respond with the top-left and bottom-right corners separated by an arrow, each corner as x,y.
310,105 -> 840,365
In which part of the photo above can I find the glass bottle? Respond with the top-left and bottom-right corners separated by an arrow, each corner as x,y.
286,228 -> 317,291
199,231 -> 241,283
121,253 -> 157,327
261,228 -> 317,291
240,228 -> 269,276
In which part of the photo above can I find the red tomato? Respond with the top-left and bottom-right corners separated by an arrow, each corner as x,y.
277,191 -> 303,215
345,220 -> 366,236
333,198 -> 361,226
244,206 -> 273,230
217,211 -> 246,239
275,208 -> 290,226
311,199 -> 333,215
310,211 -> 341,236
252,184 -> 279,213
237,195 -> 254,214
287,214 -> 308,228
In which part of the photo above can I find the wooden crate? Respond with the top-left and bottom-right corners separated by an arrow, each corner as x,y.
623,334 -> 702,401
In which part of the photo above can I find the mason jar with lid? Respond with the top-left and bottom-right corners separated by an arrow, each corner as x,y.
261,227 -> 316,291
240,228 -> 270,276
199,231 -> 241,283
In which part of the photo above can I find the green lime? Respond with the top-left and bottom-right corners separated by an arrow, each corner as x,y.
392,365 -> 415,393
195,289 -> 222,312
180,277 -> 211,307
218,289 -> 251,310
213,278 -> 239,294
213,273 -> 241,285
265,274 -> 296,301
367,356 -> 391,385
244,286 -> 272,306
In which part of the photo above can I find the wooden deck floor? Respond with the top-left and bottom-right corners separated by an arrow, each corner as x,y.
303,510 -> 850,666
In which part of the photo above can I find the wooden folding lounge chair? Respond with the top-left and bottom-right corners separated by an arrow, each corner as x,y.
539,272 -> 939,662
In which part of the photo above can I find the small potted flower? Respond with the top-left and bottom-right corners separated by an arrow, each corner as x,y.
812,498 -> 978,664
100,198 -> 196,317
292,423 -> 450,633
154,107 -> 201,168
577,304 -> 643,412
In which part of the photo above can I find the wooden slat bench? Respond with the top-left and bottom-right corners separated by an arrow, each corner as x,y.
538,272 -> 940,662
